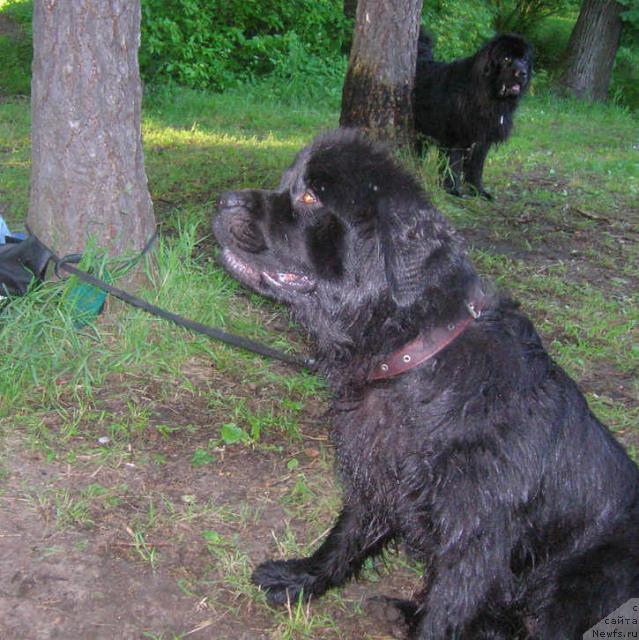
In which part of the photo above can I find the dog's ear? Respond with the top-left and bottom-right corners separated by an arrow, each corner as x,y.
480,40 -> 500,77
377,194 -> 448,307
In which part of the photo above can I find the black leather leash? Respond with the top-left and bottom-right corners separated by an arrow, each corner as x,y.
34,233 -> 314,371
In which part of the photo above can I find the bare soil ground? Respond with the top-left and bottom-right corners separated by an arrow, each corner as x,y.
0,363 -> 416,639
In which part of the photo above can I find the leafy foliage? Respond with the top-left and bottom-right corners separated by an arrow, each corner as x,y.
615,4 -> 639,109
0,0 -> 32,95
488,0 -> 580,34
139,0 -> 350,90
0,0 -> 31,24
612,44 -> 639,109
422,0 -> 495,60
619,0 -> 639,32
527,15 -> 574,70
0,0 -> 638,109
0,34 -> 30,94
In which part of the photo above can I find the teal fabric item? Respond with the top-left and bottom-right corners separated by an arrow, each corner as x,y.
64,273 -> 109,327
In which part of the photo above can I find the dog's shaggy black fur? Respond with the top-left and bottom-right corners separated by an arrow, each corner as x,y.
213,130 -> 639,639
414,32 -> 533,199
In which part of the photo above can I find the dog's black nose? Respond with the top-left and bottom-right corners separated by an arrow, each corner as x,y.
514,66 -> 528,81
218,191 -> 248,211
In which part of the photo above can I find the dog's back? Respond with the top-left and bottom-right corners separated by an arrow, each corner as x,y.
414,34 -> 486,147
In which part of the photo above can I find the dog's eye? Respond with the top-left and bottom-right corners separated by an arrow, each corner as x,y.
503,56 -> 512,65
299,190 -> 318,206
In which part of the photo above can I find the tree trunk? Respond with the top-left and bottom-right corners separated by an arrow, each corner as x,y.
340,0 -> 423,147
558,0 -> 624,102
27,0 -> 156,261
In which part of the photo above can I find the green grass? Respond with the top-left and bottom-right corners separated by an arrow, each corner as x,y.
1,78 -> 638,638
484,94 -> 639,198
142,84 -> 337,213
0,98 -> 30,225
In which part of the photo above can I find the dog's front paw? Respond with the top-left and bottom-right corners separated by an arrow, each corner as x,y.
252,559 -> 317,606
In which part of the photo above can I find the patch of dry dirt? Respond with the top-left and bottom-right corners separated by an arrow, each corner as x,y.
0,365 -> 415,639
458,168 -> 639,294
0,497 -> 212,639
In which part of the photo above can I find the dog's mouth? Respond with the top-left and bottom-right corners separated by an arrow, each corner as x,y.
501,82 -> 522,97
221,249 -> 315,294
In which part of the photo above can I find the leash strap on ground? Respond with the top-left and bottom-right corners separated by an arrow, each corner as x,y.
37,235 -> 314,371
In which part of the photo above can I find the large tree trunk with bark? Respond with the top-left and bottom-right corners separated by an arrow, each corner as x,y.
27,0 -> 155,261
340,0 -> 423,147
558,0 -> 624,102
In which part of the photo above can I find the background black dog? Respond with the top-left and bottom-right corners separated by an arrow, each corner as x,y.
414,32 -> 533,199
214,130 -> 639,639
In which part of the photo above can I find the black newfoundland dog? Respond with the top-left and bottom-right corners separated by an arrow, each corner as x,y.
414,32 -> 533,199
214,130 -> 639,639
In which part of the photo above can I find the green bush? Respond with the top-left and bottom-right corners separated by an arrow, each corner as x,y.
489,0 -> 580,34
0,35 -> 30,95
0,0 -> 31,26
139,0 -> 350,91
527,15 -> 575,70
611,45 -> 639,111
0,0 -> 32,95
422,0 -> 496,60
246,36 -> 347,107
1,0 -> 637,111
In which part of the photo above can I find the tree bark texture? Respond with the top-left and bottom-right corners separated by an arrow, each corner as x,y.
27,0 -> 155,258
558,0 -> 624,102
340,0 -> 423,147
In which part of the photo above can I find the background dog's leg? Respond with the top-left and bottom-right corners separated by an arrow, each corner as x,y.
252,505 -> 393,606
443,149 -> 464,197
464,143 -> 493,200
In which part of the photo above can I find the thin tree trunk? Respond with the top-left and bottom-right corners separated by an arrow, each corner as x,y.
27,0 -> 156,260
340,0 -> 423,147
558,0 -> 624,102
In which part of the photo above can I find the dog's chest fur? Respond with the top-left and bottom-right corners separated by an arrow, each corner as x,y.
331,383 -> 436,516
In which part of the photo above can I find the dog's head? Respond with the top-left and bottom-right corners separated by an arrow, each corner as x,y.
214,130 -> 475,354
481,34 -> 533,100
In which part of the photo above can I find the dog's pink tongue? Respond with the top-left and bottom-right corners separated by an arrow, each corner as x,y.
511,84 -> 521,94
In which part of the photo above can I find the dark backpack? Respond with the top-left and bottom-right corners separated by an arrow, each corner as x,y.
0,235 -> 52,297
